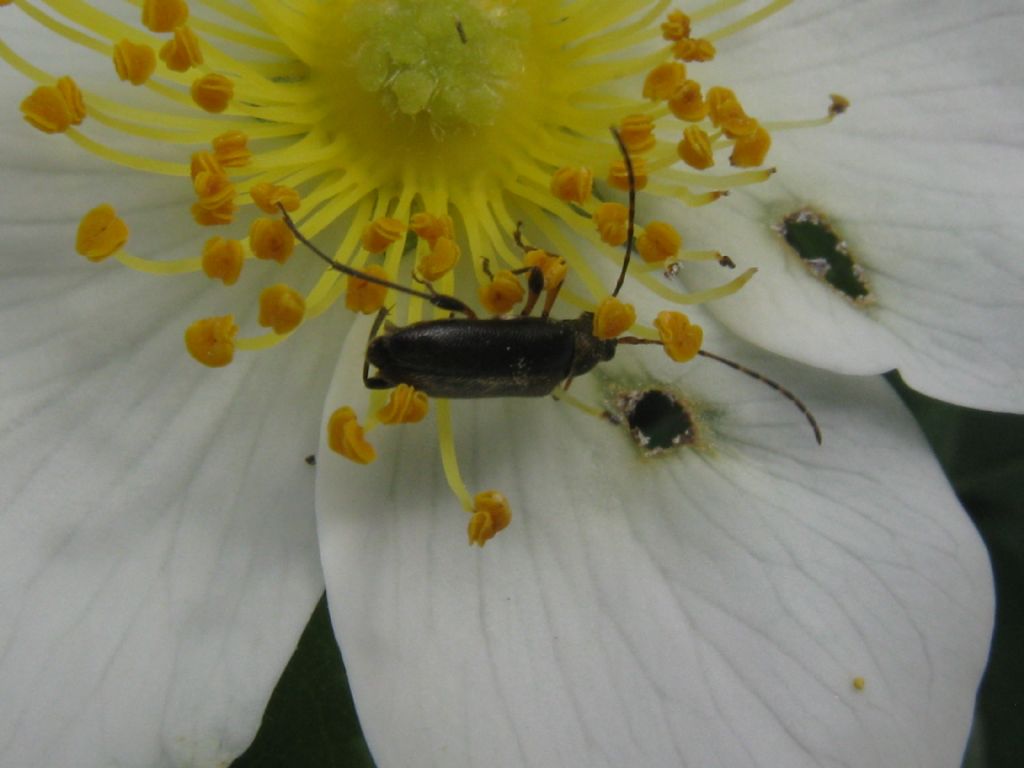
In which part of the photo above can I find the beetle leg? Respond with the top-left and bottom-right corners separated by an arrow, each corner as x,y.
518,266 -> 545,317
513,221 -> 536,253
539,275 -> 564,318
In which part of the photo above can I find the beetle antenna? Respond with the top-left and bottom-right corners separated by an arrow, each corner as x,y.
278,205 -> 476,317
609,126 -> 636,299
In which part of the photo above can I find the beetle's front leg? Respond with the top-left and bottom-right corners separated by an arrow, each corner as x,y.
363,308 -> 394,389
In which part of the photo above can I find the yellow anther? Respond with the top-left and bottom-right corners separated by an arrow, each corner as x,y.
667,80 -> 708,122
593,296 -> 636,340
250,182 -> 301,214
467,490 -> 511,547
642,62 -> 687,101
607,156 -> 647,191
661,10 -> 692,41
361,216 -> 406,253
523,250 -> 567,291
189,151 -> 223,181
673,37 -> 716,62
677,125 -> 714,170
159,25 -> 202,72
377,384 -> 429,425
113,39 -> 157,86
258,283 -> 306,334
55,77 -> 86,125
619,114 -> 656,154
184,315 -> 237,368
416,236 -> 460,281
248,217 -> 295,264
75,204 -> 128,262
706,86 -> 746,127
191,73 -> 233,113
636,222 -> 682,264
731,122 -> 772,167
593,202 -> 629,247
654,310 -> 703,363
327,406 -> 377,464
200,236 -> 244,285
212,130 -> 251,168
409,212 -> 454,246
721,114 -> 760,139
479,270 -> 525,315
345,264 -> 390,314
142,0 -> 189,33
191,170 -> 236,225
21,85 -> 73,134
549,166 -> 593,204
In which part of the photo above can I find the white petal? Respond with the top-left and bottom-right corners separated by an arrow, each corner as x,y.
669,0 -> 1024,411
0,83 -> 336,768
318,318 -> 992,768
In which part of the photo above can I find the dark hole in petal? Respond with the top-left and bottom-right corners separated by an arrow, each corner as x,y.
620,389 -> 695,455
776,207 -> 871,302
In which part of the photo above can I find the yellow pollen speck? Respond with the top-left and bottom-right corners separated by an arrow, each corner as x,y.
409,212 -> 454,246
678,126 -> 714,170
142,0 -> 189,34
113,40 -> 157,86
636,222 -> 682,263
479,270 -> 525,315
327,406 -> 376,464
249,217 -> 295,263
159,25 -> 203,73
189,151 -> 223,181
594,202 -> 629,247
185,315 -> 237,367
467,490 -> 511,547
668,80 -> 708,122
76,204 -> 128,262
655,310 -> 703,362
200,236 -> 244,285
523,250 -> 566,291
345,265 -> 390,314
191,170 -> 236,225
250,182 -> 301,214
377,384 -> 429,425
661,10 -> 692,41
607,156 -> 647,191
731,122 -> 772,167
643,62 -> 687,101
593,296 -> 636,339
549,166 -> 593,205
853,676 -> 866,691
417,236 -> 461,281
258,283 -> 306,334
211,130 -> 250,168
673,37 -> 716,62
361,217 -> 405,253
619,114 -> 656,154
191,73 -> 233,113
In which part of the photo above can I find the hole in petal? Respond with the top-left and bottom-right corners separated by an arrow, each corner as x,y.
613,388 -> 697,456
776,207 -> 872,304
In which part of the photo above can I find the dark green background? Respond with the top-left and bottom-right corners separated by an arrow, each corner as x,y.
231,377 -> 1024,768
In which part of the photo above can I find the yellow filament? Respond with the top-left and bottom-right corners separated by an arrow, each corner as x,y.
436,399 -> 474,513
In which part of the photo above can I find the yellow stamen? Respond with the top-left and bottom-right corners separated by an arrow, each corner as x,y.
607,156 -> 648,191
345,265 -> 390,314
642,61 -> 687,101
549,166 -> 593,205
377,384 -> 429,425
211,130 -> 251,168
56,77 -> 86,125
593,296 -> 636,339
249,218 -> 295,263
200,236 -> 244,285
523,250 -> 567,291
20,85 -> 73,134
636,222 -> 682,263
673,38 -> 716,62
661,10 -> 692,41
112,40 -> 157,86
327,406 -> 376,465
76,204 -> 128,262
192,170 -> 236,226
409,212 -> 454,246
258,283 -> 306,334
706,86 -> 746,127
731,123 -> 772,167
468,490 -> 512,547
185,315 -> 237,368
667,80 -> 708,122
678,125 -> 715,170
361,217 -> 406,253
159,26 -> 203,73
189,151 -> 223,181
479,270 -> 525,315
654,310 -> 703,362
250,182 -> 301,214
142,0 -> 189,33
593,202 -> 629,247
417,236 -> 461,281
618,113 -> 656,154
191,73 -> 233,113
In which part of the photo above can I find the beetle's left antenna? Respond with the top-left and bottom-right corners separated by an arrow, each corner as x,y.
609,126 -> 636,299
